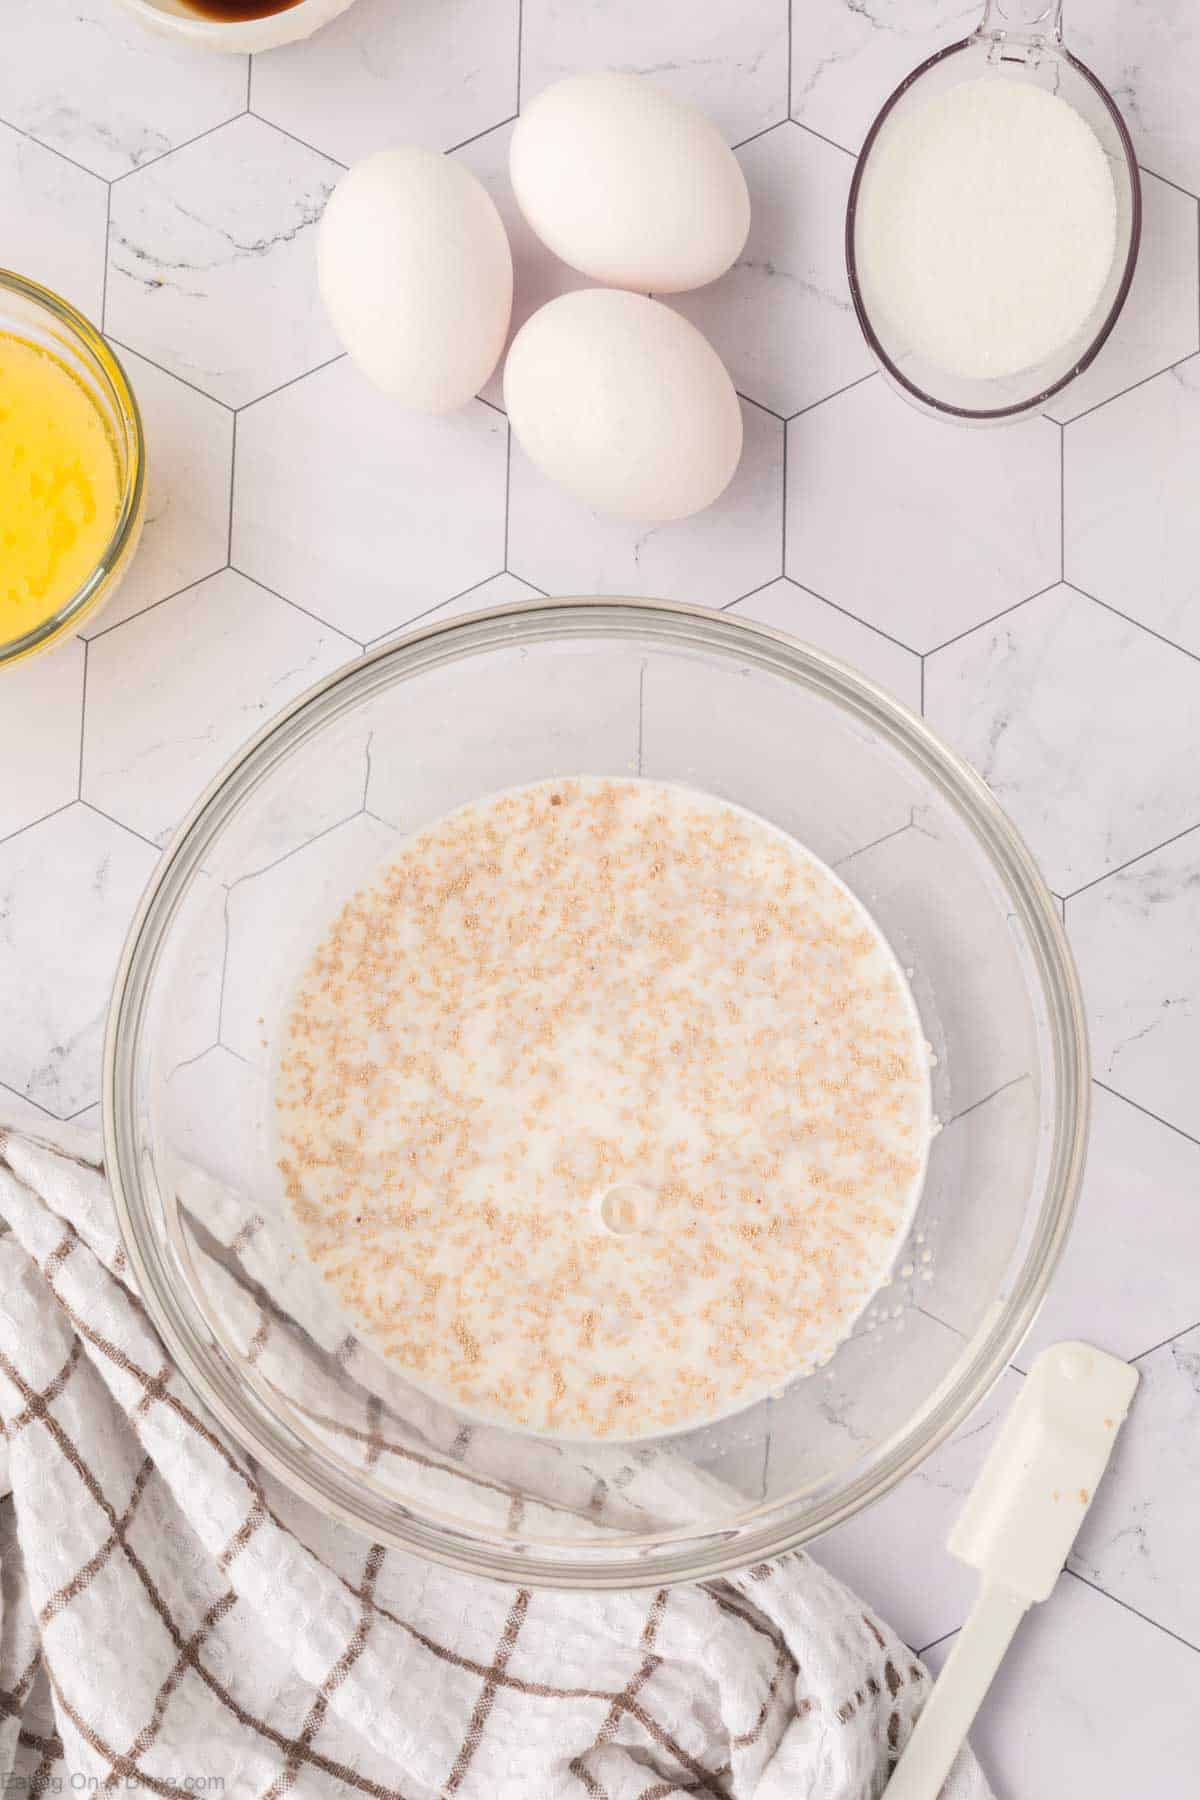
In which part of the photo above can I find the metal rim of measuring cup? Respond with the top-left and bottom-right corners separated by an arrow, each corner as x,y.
843,37 -> 1143,424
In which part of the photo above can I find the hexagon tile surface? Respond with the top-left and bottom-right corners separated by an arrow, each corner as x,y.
106,114 -> 342,408
786,377 -> 1060,651
233,359 -> 508,642
1066,357 -> 1200,658
925,584 -> 1200,894
0,806 -> 158,1118
0,0 -> 246,179
2,0 -> 1200,1788
252,0 -> 520,165
672,122 -> 874,418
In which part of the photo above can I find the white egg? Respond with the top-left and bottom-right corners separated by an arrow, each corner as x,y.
503,291 -> 742,521
509,72 -> 750,294
318,147 -> 512,413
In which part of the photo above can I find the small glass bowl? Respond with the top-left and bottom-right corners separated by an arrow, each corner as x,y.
117,0 -> 361,54
106,599 -> 1089,1589
845,2 -> 1141,423
0,271 -> 145,668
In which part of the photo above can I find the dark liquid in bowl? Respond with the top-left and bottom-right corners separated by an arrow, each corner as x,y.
181,0 -> 305,18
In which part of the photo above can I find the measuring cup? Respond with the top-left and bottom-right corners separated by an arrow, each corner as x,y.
844,0 -> 1141,422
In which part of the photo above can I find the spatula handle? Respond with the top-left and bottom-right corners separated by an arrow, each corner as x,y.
886,1584 -> 1028,1800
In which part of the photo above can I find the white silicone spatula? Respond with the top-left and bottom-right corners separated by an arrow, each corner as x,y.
885,1340 -> 1138,1800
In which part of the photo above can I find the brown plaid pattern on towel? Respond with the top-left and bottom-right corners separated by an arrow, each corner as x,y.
0,1119 -> 990,1800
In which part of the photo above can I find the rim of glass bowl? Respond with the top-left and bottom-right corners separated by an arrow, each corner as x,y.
844,38 -> 1142,423
105,598 -> 1089,1589
0,269 -> 146,668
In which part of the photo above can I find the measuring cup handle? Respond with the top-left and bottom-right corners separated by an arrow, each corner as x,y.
976,0 -> 1064,45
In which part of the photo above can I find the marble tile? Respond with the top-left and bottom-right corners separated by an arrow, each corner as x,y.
0,122 -> 108,321
453,118 -> 598,411
726,576 -> 922,711
81,569 -> 355,846
1068,828 -> 1200,1141
1046,171 -> 1200,425
0,805 -> 157,1117
221,811 -> 400,1063
1068,1327 -> 1200,1650
252,0 -> 519,165
1018,1083 -> 1200,1368
925,584 -> 1200,893
520,0 -> 790,146
1074,1 -> 1200,196
372,572 -> 545,643
671,122 -> 872,418
106,114 -> 341,408
1066,356 -> 1200,658
0,640 -> 84,843
507,397 -> 782,605
232,360 -> 508,643
790,0 -> 973,153
814,1367 -> 1025,1653
0,0 -> 246,180
83,348 -> 234,637
786,379 -> 1060,652
928,1572 -> 1200,1799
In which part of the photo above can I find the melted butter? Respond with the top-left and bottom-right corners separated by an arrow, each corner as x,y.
0,332 -> 120,644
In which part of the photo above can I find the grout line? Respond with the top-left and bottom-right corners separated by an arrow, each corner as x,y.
100,183 -> 113,334
1091,1079 -> 1200,1154
79,800 -> 161,853
919,655 -> 926,717
832,817 -> 913,872
914,1627 -> 960,1660
1134,161 -> 1200,204
720,575 -> 782,614
1059,422 -> 1065,583
246,52 -> 253,112
362,570 -> 511,647
1064,1569 -> 1200,1656
1063,579 -> 1200,673
0,1077 -> 61,1122
785,577 -> 923,657
109,110 -> 249,187
0,800 -> 76,855
76,641 -> 89,800
1064,815 -> 1200,901
216,887 -> 232,1046
1131,1317 -> 1200,1364
445,115 -> 519,158
789,116 -> 856,160
780,419 -> 789,577
944,1073 -> 1030,1128
786,368 -> 876,422
515,0 -> 524,113
478,393 -> 507,420
503,422 -> 512,572
730,118 -> 789,154
1055,347 -> 1200,429
737,389 -> 787,423
83,567 -> 225,645
231,568 -> 363,651
242,113 -> 347,171
227,411 -> 237,565
4,118 -> 108,185
102,337 -> 237,414
922,582 -> 1060,658
786,0 -> 794,118
234,352 -> 347,415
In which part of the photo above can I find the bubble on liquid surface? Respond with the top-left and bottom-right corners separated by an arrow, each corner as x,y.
598,1184 -> 655,1236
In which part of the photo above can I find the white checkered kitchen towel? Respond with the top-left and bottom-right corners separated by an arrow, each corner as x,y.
0,1116 -> 990,1800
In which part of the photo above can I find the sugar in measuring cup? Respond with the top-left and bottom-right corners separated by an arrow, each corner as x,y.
845,0 -> 1141,422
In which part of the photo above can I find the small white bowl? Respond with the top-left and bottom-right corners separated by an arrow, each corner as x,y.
117,0 -> 360,54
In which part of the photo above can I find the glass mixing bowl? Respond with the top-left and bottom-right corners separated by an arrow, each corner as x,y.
106,599 -> 1087,1588
0,270 -> 145,666
845,0 -> 1141,422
